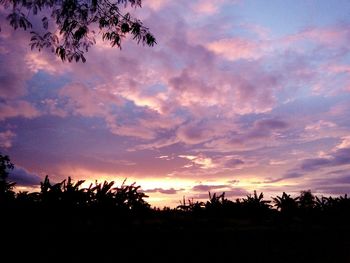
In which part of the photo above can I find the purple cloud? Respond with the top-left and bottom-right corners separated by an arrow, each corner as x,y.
192,184 -> 228,192
0,130 -> 15,149
300,158 -> 332,171
145,188 -> 183,195
300,147 -> 350,172
264,171 -> 304,183
191,188 -> 249,200
255,119 -> 289,130
9,167 -> 41,186
0,101 -> 40,121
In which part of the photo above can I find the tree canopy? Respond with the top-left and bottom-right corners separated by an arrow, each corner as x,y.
0,0 -> 156,62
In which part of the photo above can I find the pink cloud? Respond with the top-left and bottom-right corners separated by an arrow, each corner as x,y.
0,100 -> 40,120
207,38 -> 261,61
25,52 -> 66,75
108,122 -> 157,140
326,64 -> 350,74
0,130 -> 15,149
130,136 -> 180,151
0,34 -> 32,99
203,118 -> 290,152
179,154 -> 216,169
305,120 -> 336,131
59,83 -> 124,118
146,0 -> 171,11
192,0 -> 225,15
176,123 -> 213,145
59,83 -> 182,140
283,27 -> 350,46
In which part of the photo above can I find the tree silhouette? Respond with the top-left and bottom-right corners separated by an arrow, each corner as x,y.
272,192 -> 299,215
236,191 -> 271,220
298,190 -> 315,210
113,179 -> 150,211
177,196 -> 205,213
0,153 -> 15,202
0,0 -> 156,62
242,191 -> 271,210
34,175 -> 151,213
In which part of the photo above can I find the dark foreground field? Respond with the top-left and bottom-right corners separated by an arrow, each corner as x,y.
3,207 -> 350,263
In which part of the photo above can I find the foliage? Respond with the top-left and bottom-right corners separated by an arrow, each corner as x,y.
299,190 -> 315,210
272,192 -> 299,213
177,196 -> 205,213
0,0 -> 156,62
242,191 -> 271,209
0,153 -> 14,180
0,153 -> 15,201
36,175 -> 150,212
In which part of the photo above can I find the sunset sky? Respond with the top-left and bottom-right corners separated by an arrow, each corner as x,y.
1,0 -> 350,207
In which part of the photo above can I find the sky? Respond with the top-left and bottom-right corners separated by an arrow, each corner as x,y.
1,0 -> 350,207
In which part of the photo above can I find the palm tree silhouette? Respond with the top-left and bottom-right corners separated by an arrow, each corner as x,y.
273,192 -> 299,214
298,190 -> 315,210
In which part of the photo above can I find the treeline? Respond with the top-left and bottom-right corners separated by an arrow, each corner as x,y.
1,153 -> 350,223
175,190 -> 350,222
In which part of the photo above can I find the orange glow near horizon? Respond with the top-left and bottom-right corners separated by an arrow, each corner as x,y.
15,166 -> 305,208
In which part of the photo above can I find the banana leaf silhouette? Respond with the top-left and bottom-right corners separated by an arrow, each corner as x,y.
273,192 -> 299,213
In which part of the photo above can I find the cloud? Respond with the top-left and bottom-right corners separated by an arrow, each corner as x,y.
314,186 -> 350,195
59,83 -> 122,118
203,118 -> 289,152
25,52 -> 64,75
59,83 -> 163,139
247,118 -> 289,139
280,137 -> 350,182
0,20 -> 33,100
146,0 -> 171,11
335,136 -> 350,150
176,122 -> 217,145
264,171 -> 304,184
179,154 -> 216,169
305,120 -> 337,131
207,38 -> 260,61
0,100 -> 41,120
227,179 -> 239,184
145,187 -> 183,194
8,167 -> 41,186
300,157 -> 332,172
0,130 -> 15,149
299,147 -> 350,173
329,175 -> 350,184
191,187 -> 249,200
131,136 -> 180,151
224,158 -> 244,167
192,0 -> 227,15
254,119 -> 289,130
192,184 -> 228,192
282,26 -> 350,48
41,99 -> 68,118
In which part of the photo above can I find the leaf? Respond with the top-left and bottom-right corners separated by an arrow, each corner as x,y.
42,17 -> 49,30
121,23 -> 130,33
